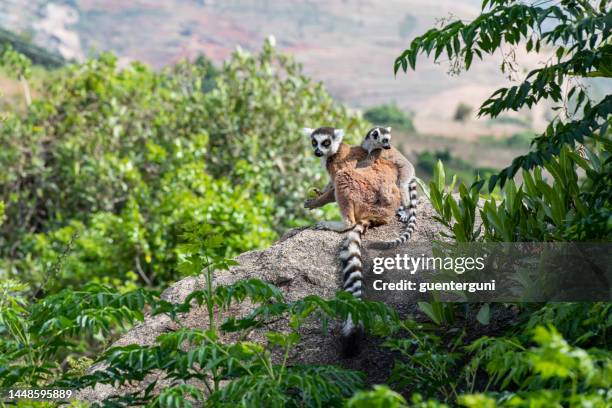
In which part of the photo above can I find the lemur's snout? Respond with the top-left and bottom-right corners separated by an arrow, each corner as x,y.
382,140 -> 391,149
315,149 -> 324,157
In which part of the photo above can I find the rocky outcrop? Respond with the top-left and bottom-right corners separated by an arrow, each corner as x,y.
79,198 -> 469,403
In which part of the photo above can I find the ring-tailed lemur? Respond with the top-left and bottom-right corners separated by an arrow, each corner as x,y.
361,127 -> 418,248
304,127 -> 417,247
303,127 -> 401,356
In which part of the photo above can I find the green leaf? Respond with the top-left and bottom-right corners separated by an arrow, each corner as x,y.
476,304 -> 490,325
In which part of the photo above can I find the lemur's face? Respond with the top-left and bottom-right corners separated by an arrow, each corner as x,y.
363,127 -> 392,152
302,127 -> 344,158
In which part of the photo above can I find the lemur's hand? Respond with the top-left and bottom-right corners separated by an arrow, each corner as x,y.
307,187 -> 322,198
304,198 -> 319,209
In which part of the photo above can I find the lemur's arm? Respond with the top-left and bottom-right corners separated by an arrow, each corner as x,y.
304,181 -> 336,209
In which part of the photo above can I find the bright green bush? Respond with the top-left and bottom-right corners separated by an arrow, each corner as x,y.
346,385 -> 409,408
0,52 -> 279,290
0,41 -> 367,289
12,171 -> 275,291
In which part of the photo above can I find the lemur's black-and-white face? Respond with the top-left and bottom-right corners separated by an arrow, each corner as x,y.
362,126 -> 392,153
302,127 -> 344,158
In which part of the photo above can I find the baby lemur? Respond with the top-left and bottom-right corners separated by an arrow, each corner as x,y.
361,127 -> 418,248
303,126 -> 401,356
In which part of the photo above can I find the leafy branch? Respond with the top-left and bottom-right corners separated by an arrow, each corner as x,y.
395,0 -> 611,189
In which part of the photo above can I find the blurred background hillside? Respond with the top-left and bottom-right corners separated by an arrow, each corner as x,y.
1,0 -> 610,185
4,0 -> 611,182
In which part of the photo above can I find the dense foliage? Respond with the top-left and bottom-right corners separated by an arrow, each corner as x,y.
0,0 -> 610,407
0,40 -> 365,291
202,41 -> 368,228
395,0 -> 611,189
389,0 -> 611,405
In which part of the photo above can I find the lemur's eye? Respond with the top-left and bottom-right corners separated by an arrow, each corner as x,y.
322,140 -> 331,147
373,132 -> 378,139
312,140 -> 317,147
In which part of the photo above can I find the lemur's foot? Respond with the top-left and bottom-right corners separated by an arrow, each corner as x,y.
313,221 -> 353,233
396,206 -> 409,223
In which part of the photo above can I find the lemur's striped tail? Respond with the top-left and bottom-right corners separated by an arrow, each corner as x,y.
384,178 -> 418,248
339,223 -> 366,357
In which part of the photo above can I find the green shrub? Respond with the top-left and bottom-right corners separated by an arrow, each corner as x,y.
428,142 -> 611,242
347,385 -> 409,408
0,241 -> 398,406
0,52 -> 278,290
0,42 -> 365,289
363,104 -> 415,132
1,53 -> 209,242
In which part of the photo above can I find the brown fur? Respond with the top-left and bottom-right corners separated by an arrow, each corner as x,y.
304,143 -> 369,209
306,143 -> 400,228
305,145 -> 413,212
333,147 -> 400,227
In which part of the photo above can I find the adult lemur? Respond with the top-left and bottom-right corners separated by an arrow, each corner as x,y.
303,126 -> 401,356
305,126 -> 418,248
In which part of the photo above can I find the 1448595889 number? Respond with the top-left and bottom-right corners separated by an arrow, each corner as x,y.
2,388 -> 75,401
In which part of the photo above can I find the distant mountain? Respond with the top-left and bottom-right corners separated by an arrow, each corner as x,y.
0,0 -> 573,136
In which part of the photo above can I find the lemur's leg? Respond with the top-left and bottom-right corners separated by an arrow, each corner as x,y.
313,202 -> 356,232
343,205 -> 357,226
377,182 -> 397,207
397,179 -> 417,223
396,179 -> 411,222
313,220 -> 354,232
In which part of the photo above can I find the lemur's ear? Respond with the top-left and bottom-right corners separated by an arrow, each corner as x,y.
302,128 -> 314,137
386,127 -> 392,132
333,129 -> 345,139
